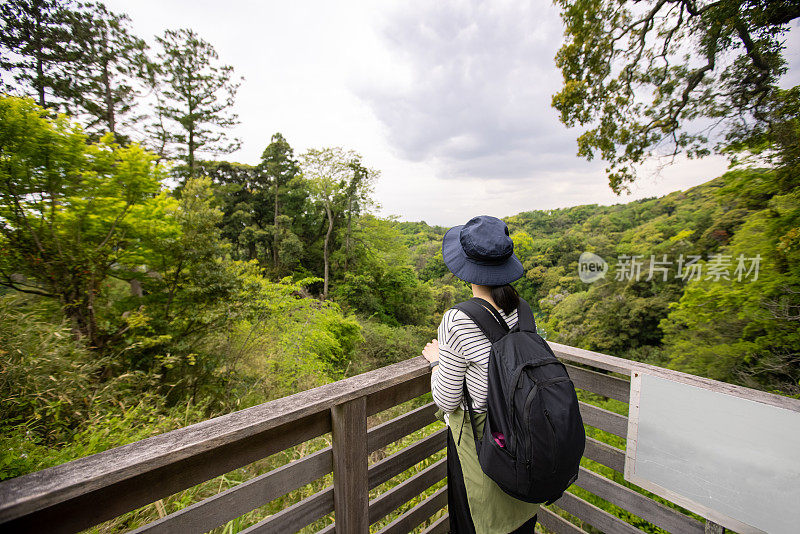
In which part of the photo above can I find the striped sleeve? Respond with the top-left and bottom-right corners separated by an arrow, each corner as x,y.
430,305 -> 519,415
431,308 -> 467,413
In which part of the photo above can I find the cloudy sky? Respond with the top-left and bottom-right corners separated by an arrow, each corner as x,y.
107,0 -> 800,227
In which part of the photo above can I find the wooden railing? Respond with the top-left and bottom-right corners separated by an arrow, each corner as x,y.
1,343 -> 795,533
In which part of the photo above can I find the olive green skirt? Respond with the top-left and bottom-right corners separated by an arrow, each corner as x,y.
447,408 -> 540,534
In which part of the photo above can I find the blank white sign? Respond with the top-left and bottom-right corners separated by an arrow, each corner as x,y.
625,372 -> 800,534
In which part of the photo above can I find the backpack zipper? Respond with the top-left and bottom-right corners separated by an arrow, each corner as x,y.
522,384 -> 539,467
543,408 -> 559,474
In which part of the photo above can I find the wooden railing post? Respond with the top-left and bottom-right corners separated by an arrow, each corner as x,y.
332,396 -> 368,533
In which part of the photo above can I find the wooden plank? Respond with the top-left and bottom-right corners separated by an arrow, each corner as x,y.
550,342 -> 634,375
0,410 -> 331,534
374,487 -> 447,534
129,447 -> 333,534
331,397 -> 368,533
583,437 -> 626,473
366,373 -> 432,417
368,459 -> 446,524
237,486 -> 333,534
552,342 -> 800,413
578,401 -> 628,438
574,467 -> 704,534
131,403 -> 438,534
0,357 -> 430,530
564,364 -> 630,403
538,507 -> 588,534
367,402 -> 438,453
553,491 -> 643,534
368,429 -> 447,490
419,513 -> 449,534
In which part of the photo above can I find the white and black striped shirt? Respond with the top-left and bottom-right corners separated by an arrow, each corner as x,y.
431,306 -> 518,414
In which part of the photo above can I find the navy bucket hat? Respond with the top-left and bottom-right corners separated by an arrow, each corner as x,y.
442,215 -> 524,286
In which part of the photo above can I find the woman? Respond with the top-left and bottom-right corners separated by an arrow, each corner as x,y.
422,215 -> 539,534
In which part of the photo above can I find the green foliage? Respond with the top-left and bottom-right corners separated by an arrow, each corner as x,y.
0,96 -> 174,348
0,295 -> 107,440
350,320 -> 432,375
332,216 -> 436,326
507,167 -> 799,395
0,293 -> 182,480
192,159 -> 275,263
300,147 -> 379,298
553,0 -> 799,191
660,183 -> 800,395
1,393 -> 198,481
260,132 -> 302,273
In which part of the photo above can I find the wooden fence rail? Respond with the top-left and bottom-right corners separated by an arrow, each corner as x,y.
2,341 -> 789,533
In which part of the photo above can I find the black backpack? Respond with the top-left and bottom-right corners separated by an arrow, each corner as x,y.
453,297 -> 585,504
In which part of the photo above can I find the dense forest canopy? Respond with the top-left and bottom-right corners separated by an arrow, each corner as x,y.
0,1 -> 798,531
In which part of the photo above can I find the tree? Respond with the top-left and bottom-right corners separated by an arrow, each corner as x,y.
552,0 -> 800,193
153,29 -> 241,177
0,96 -> 176,348
0,0 -> 76,108
260,133 -> 301,269
190,160 -> 262,260
300,147 -> 358,299
63,2 -> 149,139
333,216 -> 435,326
343,158 -> 379,271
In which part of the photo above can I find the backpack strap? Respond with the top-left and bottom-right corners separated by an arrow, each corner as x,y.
453,297 -> 509,343
452,297 -> 510,454
450,297 -> 537,455
516,297 -> 537,333
453,297 -> 537,338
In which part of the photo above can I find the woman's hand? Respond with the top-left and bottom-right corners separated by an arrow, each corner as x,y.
422,339 -> 439,363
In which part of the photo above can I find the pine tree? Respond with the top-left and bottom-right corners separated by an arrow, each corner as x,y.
0,0 -> 76,109
153,29 -> 241,177
64,2 -> 149,140
260,133 -> 300,269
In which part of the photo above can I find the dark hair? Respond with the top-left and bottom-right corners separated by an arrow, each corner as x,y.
491,284 -> 519,314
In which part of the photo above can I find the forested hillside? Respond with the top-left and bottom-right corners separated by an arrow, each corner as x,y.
513,171 -> 798,395
398,170 -> 800,397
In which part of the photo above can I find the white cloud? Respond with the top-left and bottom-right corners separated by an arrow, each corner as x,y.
356,0 -> 574,179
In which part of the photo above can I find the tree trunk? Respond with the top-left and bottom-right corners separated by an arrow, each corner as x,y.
102,57 -> 116,133
35,11 -> 45,107
129,279 -> 143,297
323,201 -> 333,299
345,196 -> 353,272
85,272 -> 100,349
273,179 -> 279,268
62,285 -> 101,349
164,261 -> 183,321
188,127 -> 195,178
